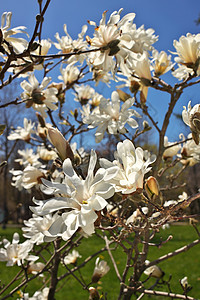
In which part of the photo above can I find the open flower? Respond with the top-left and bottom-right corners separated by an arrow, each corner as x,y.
163,136 -> 181,160
173,33 -> 200,75
1,12 -> 28,53
182,101 -> 200,144
8,118 -> 35,142
22,214 -> 60,244
0,232 -> 38,266
92,257 -> 110,283
63,250 -> 82,265
87,9 -> 135,73
20,74 -> 58,118
100,139 -> 155,194
152,50 -> 174,77
83,91 -> 140,143
31,150 -> 115,240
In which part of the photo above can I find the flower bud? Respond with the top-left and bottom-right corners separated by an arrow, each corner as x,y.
144,261 -> 164,278
145,176 -> 159,199
92,258 -> 110,283
116,89 -> 131,102
89,287 -> 100,300
180,276 -> 188,289
48,127 -> 74,161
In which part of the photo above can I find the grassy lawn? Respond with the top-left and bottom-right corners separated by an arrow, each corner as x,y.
0,224 -> 199,299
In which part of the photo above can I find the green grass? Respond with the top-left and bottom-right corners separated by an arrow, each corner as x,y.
0,225 -> 200,299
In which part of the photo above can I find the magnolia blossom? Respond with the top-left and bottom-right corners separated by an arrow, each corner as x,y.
31,150 -> 115,240
15,148 -> 41,168
0,232 -> 38,266
144,260 -> 164,278
63,250 -> 82,265
92,257 -> 110,283
58,63 -> 81,86
22,166 -> 46,189
1,11 -> 28,53
130,52 -> 152,102
54,24 -> 88,64
17,288 -> 49,300
179,133 -> 200,166
126,207 -> 148,224
100,139 -> 156,194
152,50 -> 174,77
173,33 -> 200,75
22,214 -> 60,244
87,9 -> 136,73
74,84 -> 95,105
37,146 -> 58,162
163,136 -> 181,160
27,262 -> 45,275
8,118 -> 35,142
83,91 -> 140,143
180,276 -> 188,288
182,101 -> 200,144
20,74 -> 58,118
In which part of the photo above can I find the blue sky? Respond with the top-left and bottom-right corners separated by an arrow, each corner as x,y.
1,0 -> 200,144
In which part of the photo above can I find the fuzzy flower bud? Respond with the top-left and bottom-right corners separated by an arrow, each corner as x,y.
48,127 -> 74,161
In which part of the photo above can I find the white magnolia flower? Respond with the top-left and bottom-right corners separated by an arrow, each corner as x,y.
74,84 -> 95,105
8,118 -> 35,142
37,146 -> 58,162
54,24 -> 88,64
172,64 -> 193,81
0,232 -> 38,266
20,74 -> 58,118
180,276 -> 188,288
163,136 -> 181,160
58,63 -> 81,86
22,214 -> 60,244
10,169 -> 24,191
173,33 -> 200,75
63,250 -> 82,265
100,139 -> 156,194
87,9 -> 135,74
15,148 -> 41,168
92,257 -> 110,283
83,91 -> 140,143
32,39 -> 51,56
22,165 -> 46,190
126,207 -> 148,224
152,50 -> 174,77
27,262 -> 45,275
18,288 -> 49,300
179,133 -> 200,166
1,11 -> 28,53
144,260 -> 164,278
129,52 -> 152,102
31,150 -> 115,240
182,101 -> 200,144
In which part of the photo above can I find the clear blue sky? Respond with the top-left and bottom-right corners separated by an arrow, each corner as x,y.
1,0 -> 200,143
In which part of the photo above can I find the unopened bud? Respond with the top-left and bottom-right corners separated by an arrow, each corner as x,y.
116,89 -> 131,102
48,127 -> 74,161
89,287 -> 100,300
143,120 -> 151,131
145,176 -> 159,199
36,112 -> 46,128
